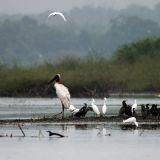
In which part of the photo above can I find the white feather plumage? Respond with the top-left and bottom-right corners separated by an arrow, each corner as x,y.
123,117 -> 138,127
102,97 -> 107,115
131,99 -> 137,112
54,83 -> 70,109
48,12 -> 67,22
91,98 -> 100,116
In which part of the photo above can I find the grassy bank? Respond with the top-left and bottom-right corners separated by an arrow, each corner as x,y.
0,55 -> 160,97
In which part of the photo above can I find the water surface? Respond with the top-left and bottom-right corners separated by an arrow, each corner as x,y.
0,97 -> 160,160
0,97 -> 159,119
0,124 -> 159,160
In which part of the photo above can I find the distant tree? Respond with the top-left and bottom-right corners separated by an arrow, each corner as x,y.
97,15 -> 160,55
114,37 -> 160,63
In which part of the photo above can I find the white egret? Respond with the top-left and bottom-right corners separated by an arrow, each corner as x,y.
48,11 -> 67,22
131,99 -> 137,113
71,108 -> 80,114
91,98 -> 100,116
48,74 -> 70,118
68,104 -> 80,113
123,117 -> 138,127
68,104 -> 76,112
102,97 -> 107,115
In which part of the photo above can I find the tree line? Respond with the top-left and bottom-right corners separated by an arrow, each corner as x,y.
1,5 -> 160,66
0,37 -> 160,97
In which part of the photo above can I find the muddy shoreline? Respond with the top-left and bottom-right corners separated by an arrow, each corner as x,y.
0,116 -> 160,125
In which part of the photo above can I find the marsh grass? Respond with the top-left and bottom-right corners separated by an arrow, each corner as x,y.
0,55 -> 160,97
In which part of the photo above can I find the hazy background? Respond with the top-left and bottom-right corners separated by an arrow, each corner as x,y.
1,0 -> 160,66
0,0 -> 160,95
0,0 -> 160,14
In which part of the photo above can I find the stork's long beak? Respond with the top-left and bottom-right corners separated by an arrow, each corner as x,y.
48,76 -> 56,84
48,74 -> 60,84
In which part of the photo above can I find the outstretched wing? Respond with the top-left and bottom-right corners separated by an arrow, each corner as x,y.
48,12 -> 67,22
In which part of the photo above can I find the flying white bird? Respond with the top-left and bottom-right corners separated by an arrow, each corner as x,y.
48,74 -> 70,118
91,98 -> 100,116
48,11 -> 67,22
102,97 -> 108,115
131,99 -> 137,113
123,117 -> 138,127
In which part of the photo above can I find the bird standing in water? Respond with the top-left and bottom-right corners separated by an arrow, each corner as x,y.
131,99 -> 137,113
91,98 -> 100,116
123,117 -> 138,128
48,74 -> 70,119
102,97 -> 107,116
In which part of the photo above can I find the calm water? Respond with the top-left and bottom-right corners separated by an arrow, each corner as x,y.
0,97 -> 160,160
0,123 -> 160,160
0,97 -> 159,119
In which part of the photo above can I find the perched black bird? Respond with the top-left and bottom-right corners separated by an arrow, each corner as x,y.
145,104 -> 151,117
119,100 -> 132,117
141,104 -> 147,119
150,104 -> 158,117
46,131 -> 65,137
74,103 -> 93,118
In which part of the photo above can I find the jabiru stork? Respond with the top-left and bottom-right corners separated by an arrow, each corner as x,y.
48,74 -> 70,119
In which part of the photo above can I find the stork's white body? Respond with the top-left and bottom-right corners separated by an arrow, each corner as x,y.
102,97 -> 107,115
54,83 -> 70,109
48,12 -> 67,22
91,98 -> 100,116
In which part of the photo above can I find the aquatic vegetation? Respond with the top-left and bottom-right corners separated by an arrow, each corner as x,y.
0,54 -> 160,97
0,37 -> 160,97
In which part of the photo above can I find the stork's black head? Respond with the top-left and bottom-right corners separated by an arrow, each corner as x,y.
48,74 -> 60,84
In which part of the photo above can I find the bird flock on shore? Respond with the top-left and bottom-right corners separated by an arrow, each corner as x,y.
46,9 -> 159,130
48,74 -> 160,129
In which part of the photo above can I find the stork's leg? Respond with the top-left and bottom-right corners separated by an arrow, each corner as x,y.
62,104 -> 65,119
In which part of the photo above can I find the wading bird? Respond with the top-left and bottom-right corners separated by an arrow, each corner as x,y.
131,99 -> 137,113
68,104 -> 76,112
48,11 -> 67,22
68,104 -> 80,115
123,117 -> 138,127
48,74 -> 70,119
91,98 -> 100,116
102,97 -> 107,116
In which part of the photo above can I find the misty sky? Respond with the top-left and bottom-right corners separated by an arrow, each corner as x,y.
1,0 -> 160,14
